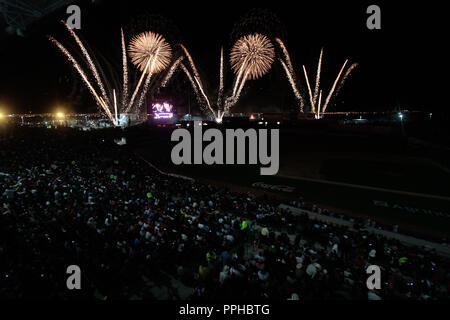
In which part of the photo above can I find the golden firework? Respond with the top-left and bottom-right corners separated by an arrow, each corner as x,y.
128,31 -> 172,74
230,33 -> 275,80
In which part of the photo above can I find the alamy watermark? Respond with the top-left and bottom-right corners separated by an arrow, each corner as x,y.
66,265 -> 81,290
366,5 -> 381,30
66,5 -> 81,30
171,121 -> 279,175
366,265 -> 381,289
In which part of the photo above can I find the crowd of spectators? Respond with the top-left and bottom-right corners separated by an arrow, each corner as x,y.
1,127 -> 449,300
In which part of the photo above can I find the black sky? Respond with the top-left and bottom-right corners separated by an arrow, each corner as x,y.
0,0 -> 447,114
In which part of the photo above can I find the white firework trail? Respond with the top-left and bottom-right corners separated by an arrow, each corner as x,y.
161,56 -> 184,88
217,46 -> 224,107
275,38 -> 305,112
179,36 -> 275,121
62,21 -> 110,105
194,75 -> 215,118
316,90 -> 322,119
135,62 -> 157,114
232,57 -> 249,97
230,33 -> 274,80
49,36 -> 115,123
121,28 -> 128,107
275,38 -> 294,75
335,62 -> 358,97
179,44 -> 205,89
180,63 -> 216,118
113,89 -> 118,125
126,57 -> 154,113
51,27 -> 178,124
322,59 -> 348,113
302,65 -> 316,114
279,59 -> 303,105
232,66 -> 243,97
225,57 -> 253,117
313,47 -> 323,107
179,45 -> 219,119
180,63 -> 201,98
234,69 -> 250,104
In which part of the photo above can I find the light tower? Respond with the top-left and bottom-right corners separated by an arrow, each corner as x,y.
0,0 -> 73,36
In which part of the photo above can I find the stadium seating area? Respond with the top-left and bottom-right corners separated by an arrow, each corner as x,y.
1,128 -> 449,300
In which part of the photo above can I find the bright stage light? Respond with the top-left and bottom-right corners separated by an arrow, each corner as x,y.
152,102 -> 173,120
154,112 -> 173,119
56,112 -> 64,118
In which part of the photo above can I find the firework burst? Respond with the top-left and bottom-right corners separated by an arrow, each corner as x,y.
128,31 -> 172,74
176,35 -> 275,122
50,23 -> 175,124
230,33 -> 275,81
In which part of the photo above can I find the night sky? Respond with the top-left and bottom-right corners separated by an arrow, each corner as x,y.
0,0 -> 446,114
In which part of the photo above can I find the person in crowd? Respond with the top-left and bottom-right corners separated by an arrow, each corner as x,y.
0,127 -> 449,300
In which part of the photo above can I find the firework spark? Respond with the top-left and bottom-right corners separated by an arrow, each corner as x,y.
49,36 -> 115,123
179,62 -> 215,117
50,25 -> 175,124
121,28 -> 129,106
275,38 -> 356,117
180,63 -> 201,100
126,31 -> 172,112
275,38 -> 294,76
322,59 -> 348,113
275,38 -> 305,112
179,44 -> 205,89
128,31 -> 172,74
317,90 -> 322,119
279,59 -> 298,99
114,89 -> 118,123
161,56 -> 184,88
302,65 -> 315,114
230,33 -> 275,81
63,21 -> 110,106
177,45 -> 219,119
177,35 -> 275,122
313,47 -> 323,107
220,33 -> 276,119
217,46 -> 224,107
335,62 -> 358,97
